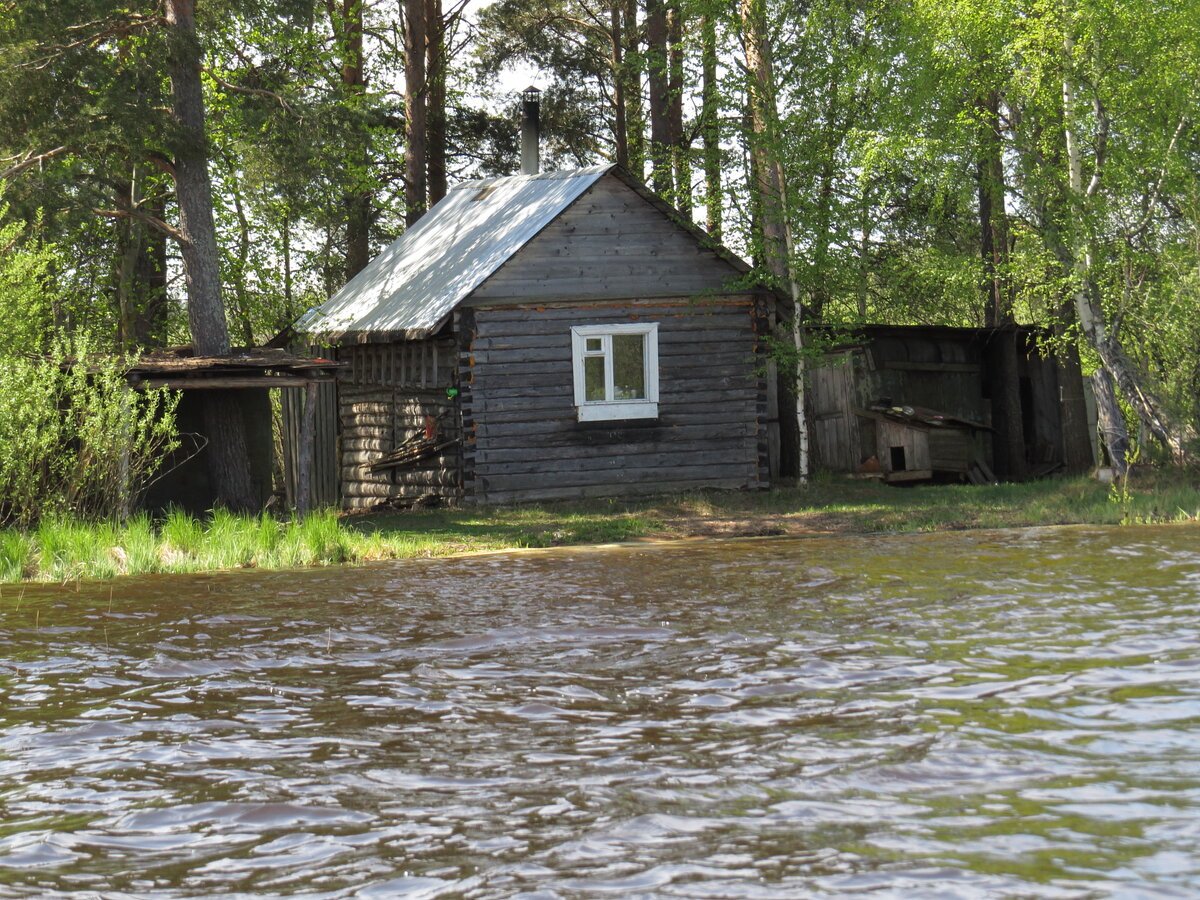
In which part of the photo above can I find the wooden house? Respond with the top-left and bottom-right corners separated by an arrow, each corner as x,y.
807,325 -> 1097,483
297,165 -> 786,507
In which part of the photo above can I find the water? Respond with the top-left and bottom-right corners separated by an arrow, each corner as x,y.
2,525 -> 1200,898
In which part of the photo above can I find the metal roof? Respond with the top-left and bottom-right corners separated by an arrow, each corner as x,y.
296,165 -> 613,341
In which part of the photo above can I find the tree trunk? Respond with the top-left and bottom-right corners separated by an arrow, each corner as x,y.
741,0 -> 807,480
1054,315 -> 1095,473
977,89 -> 1013,327
611,3 -> 628,170
164,0 -> 256,512
404,0 -> 428,226
700,12 -> 720,237
810,157 -> 834,321
622,0 -> 645,180
645,0 -> 672,198
426,0 -> 448,206
667,0 -> 689,216
1060,31 -> 1182,465
985,329 -> 1027,481
336,0 -> 371,279
231,187 -> 255,345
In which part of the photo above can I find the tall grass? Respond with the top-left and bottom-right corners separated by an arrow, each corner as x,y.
1,471 -> 1197,584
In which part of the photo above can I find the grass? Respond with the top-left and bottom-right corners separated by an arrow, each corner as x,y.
1,470 -> 1198,584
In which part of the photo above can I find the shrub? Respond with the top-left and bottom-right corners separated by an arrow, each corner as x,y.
0,339 -> 179,526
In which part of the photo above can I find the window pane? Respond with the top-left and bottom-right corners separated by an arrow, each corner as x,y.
612,333 -> 645,400
585,337 -> 603,353
584,355 -> 606,401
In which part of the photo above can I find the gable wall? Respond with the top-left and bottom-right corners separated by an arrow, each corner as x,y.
457,296 -> 771,505
469,174 -> 745,302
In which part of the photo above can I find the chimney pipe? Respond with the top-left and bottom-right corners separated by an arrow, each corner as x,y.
520,86 -> 541,176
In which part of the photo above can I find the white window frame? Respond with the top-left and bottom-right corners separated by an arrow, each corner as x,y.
570,322 -> 660,421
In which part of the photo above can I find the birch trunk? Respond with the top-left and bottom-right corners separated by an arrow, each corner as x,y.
741,0 -> 808,480
1061,28 -> 1181,466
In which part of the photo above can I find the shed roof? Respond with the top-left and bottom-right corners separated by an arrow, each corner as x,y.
297,165 -> 613,341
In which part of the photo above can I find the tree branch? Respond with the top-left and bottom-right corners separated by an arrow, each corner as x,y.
206,71 -> 297,113
1127,113 -> 1189,237
20,14 -> 162,69
94,207 -> 189,247
1,146 -> 69,179
1085,95 -> 1108,197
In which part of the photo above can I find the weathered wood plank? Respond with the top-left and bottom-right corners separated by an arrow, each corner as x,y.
472,297 -> 751,320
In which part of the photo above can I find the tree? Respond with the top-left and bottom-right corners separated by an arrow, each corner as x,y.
740,0 -> 808,479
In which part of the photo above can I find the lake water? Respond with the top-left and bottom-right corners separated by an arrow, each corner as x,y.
2,525 -> 1200,898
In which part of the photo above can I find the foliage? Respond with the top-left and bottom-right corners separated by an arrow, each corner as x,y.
0,340 -> 179,526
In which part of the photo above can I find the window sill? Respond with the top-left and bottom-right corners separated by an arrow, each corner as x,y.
576,401 -> 659,422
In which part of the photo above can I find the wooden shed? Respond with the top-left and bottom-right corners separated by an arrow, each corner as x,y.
807,325 -> 1096,483
298,165 -> 785,507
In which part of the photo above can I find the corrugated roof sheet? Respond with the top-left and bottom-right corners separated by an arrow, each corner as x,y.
296,165 -> 613,340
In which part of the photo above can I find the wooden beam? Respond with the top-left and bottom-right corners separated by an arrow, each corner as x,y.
881,361 -> 981,373
296,381 -> 318,517
135,374 -> 335,390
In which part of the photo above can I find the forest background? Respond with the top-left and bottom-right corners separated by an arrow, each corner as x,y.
0,0 -> 1198,516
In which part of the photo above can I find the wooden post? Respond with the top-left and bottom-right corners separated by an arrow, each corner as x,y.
296,380 -> 318,517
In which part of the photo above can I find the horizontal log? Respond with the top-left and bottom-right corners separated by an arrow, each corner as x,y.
476,447 -> 756,478
470,408 -> 758,436
472,474 -> 760,506
472,437 -> 756,466
471,297 -> 750,320
467,341 -> 759,366
139,375 -> 333,390
468,387 -> 757,416
468,328 -> 755,353
472,313 -> 753,340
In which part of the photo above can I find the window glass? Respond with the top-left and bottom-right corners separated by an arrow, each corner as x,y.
585,337 -> 603,353
584,355 -> 606,401
611,333 -> 646,400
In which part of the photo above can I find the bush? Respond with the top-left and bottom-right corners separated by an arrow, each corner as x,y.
0,340 -> 179,526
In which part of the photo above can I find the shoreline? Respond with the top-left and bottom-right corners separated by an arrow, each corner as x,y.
2,472 -> 1198,585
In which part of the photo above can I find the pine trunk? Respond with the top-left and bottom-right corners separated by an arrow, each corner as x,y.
622,0 -> 645,180
611,3 -> 628,170
164,0 -> 256,511
340,0 -> 370,279
700,13 -> 720,237
426,0 -> 447,206
645,0 -> 672,197
404,0 -> 428,226
667,0 -> 689,216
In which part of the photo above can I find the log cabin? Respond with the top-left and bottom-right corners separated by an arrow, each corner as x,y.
296,164 -> 788,508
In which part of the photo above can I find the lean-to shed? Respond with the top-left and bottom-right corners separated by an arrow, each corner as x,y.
806,325 -> 1097,483
298,164 -> 786,507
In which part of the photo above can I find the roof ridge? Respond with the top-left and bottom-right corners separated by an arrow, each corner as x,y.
449,163 -> 615,192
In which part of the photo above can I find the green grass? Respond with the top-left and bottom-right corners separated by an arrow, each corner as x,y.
1,470 -> 1198,584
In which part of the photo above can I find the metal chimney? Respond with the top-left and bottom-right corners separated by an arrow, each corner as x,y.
520,86 -> 541,176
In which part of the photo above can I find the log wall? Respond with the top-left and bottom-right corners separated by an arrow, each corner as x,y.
337,339 -> 461,509
458,297 -> 771,505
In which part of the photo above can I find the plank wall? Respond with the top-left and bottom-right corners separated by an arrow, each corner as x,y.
469,173 -> 745,302
337,338 -> 461,508
458,298 -> 771,505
